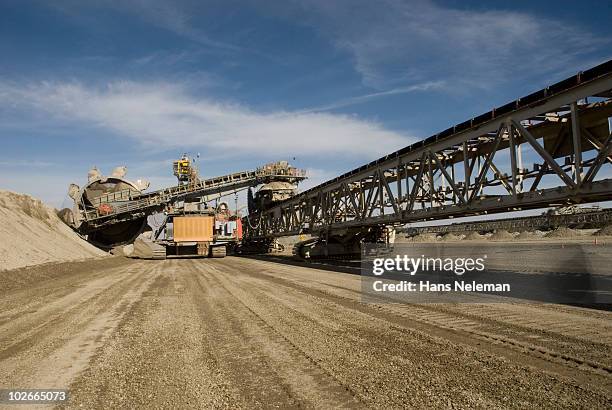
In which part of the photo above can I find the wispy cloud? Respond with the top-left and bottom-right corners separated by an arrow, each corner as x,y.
122,0 -> 242,52
51,0 -> 286,64
53,0 -> 241,53
0,80 -> 412,158
279,0 -> 608,90
301,81 -> 445,112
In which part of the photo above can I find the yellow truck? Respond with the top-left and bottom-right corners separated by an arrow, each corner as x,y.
156,212 -> 227,258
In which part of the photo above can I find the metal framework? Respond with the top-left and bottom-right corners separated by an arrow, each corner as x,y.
245,60 -> 612,239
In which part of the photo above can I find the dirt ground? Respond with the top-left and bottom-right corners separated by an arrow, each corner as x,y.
0,254 -> 610,409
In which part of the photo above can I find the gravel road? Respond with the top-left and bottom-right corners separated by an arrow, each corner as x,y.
0,256 -> 610,408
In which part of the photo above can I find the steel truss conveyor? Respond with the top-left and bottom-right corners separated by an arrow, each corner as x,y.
244,60 -> 612,241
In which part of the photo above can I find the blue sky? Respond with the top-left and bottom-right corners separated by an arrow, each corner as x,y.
0,0 -> 611,207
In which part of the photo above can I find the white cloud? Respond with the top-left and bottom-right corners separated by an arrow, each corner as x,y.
301,81 -> 445,112
282,0 -> 606,89
0,81 -> 412,158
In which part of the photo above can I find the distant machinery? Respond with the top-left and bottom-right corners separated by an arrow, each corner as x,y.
246,161 -> 303,213
173,155 -> 192,183
173,153 -> 199,184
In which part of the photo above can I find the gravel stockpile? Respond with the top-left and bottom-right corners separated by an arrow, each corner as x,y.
463,231 -> 484,240
545,227 -> 581,238
0,190 -> 106,271
515,231 -> 538,240
409,233 -> 439,242
441,233 -> 462,241
489,229 -> 514,241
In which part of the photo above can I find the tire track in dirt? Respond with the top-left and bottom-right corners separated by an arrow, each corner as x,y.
0,258 -> 135,327
0,259 -> 158,391
64,260 -> 238,409
236,257 -> 612,373
216,257 -> 611,405
0,264 -> 147,358
189,260 -> 364,409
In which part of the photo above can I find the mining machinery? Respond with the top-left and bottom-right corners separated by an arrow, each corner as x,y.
173,154 -> 195,184
242,59 -> 612,259
65,166 -> 151,247
64,158 -> 306,258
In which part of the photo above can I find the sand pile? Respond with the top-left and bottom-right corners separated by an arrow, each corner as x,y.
489,229 -> 514,241
594,225 -> 612,236
410,233 -> 439,242
463,231 -> 484,240
0,190 -> 106,271
441,233 -> 462,241
515,231 -> 537,240
545,227 -> 581,238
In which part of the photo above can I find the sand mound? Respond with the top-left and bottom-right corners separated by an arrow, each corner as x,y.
545,227 -> 581,238
595,225 -> 612,236
463,231 -> 484,240
410,233 -> 439,242
489,229 -> 514,241
0,190 -> 106,271
441,233 -> 462,241
515,231 -> 537,240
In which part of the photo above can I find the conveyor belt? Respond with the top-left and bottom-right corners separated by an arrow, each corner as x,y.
245,59 -> 612,239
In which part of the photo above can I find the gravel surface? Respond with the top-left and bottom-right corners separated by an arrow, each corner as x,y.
0,256 -> 610,409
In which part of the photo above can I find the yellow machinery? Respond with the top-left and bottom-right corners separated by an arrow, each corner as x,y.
160,213 -> 226,257
173,154 -> 193,183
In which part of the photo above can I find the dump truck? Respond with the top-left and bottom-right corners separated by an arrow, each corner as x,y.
150,200 -> 243,258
